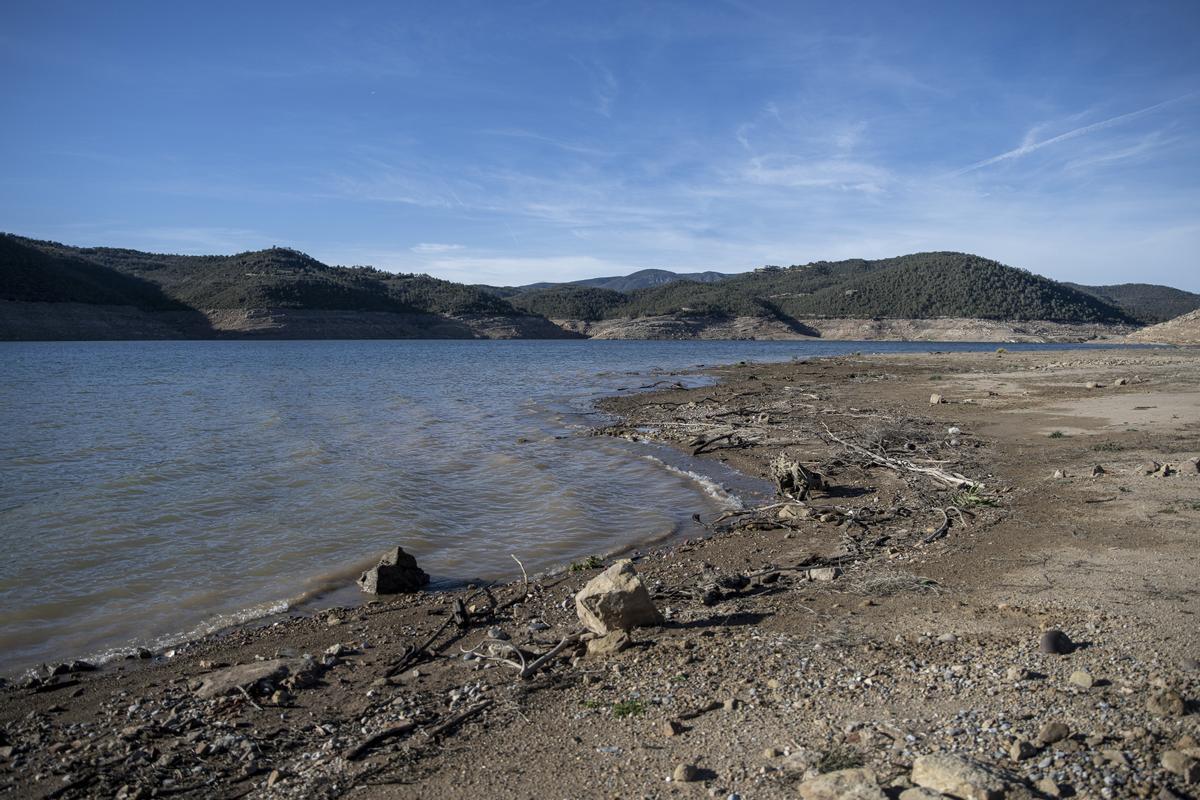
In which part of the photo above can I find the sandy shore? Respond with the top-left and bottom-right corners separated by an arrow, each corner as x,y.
2,347 -> 1199,799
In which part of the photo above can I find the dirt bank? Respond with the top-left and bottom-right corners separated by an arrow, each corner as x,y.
1,348 -> 1197,800
558,315 -> 1134,343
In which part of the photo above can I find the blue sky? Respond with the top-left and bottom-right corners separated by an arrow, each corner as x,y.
3,1 -> 1198,289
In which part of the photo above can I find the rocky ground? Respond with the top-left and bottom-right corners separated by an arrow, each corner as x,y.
1,347 -> 1198,799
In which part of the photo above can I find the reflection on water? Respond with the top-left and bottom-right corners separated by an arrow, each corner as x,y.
0,338 -> 1105,673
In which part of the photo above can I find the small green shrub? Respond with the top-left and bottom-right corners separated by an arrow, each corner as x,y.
816,746 -> 864,773
1048,430 -> 1067,439
569,555 -> 603,573
611,700 -> 646,718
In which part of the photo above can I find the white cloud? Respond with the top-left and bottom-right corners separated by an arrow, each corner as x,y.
952,93 -> 1196,176
410,242 -> 464,254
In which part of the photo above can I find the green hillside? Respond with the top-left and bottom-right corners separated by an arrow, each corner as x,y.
508,286 -> 628,321
3,235 -> 528,318
1,236 -> 1165,334
503,252 -> 1137,324
1066,282 -> 1200,324
0,235 -> 187,309
773,253 -> 1136,323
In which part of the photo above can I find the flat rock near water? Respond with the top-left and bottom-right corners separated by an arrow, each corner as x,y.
1,347 -> 1198,800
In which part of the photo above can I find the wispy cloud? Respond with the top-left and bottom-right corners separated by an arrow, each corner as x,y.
479,128 -> 612,157
743,155 -> 890,194
577,60 -> 618,117
952,94 -> 1197,176
410,242 -> 464,254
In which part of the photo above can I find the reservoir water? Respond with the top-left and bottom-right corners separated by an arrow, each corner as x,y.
0,338 -> 1106,674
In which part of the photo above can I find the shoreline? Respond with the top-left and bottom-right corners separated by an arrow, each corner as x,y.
2,347 -> 1198,799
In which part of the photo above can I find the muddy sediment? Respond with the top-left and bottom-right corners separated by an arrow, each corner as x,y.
1,347 -> 1198,799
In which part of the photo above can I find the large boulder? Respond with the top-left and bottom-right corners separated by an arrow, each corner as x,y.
357,546 -> 429,594
911,754 -> 1009,800
574,560 -> 662,635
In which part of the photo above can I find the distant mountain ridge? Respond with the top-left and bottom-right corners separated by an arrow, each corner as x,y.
508,252 -> 1140,326
491,267 -> 731,296
0,232 -> 1188,341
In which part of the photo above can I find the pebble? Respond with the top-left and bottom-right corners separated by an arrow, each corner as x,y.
1009,740 -> 1037,761
1038,721 -> 1071,745
1005,666 -> 1031,681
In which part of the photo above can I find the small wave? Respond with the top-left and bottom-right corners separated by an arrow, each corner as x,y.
61,598 -> 293,673
641,455 -> 744,511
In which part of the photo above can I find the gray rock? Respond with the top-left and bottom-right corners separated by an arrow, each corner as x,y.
673,763 -> 700,782
798,768 -> 886,800
899,790 -> 945,800
1148,689 -> 1187,717
574,560 -> 662,635
1161,750 -> 1200,783
1009,739 -> 1037,761
1068,670 -> 1094,689
807,566 -> 843,582
586,630 -> 631,657
1039,629 -> 1074,655
194,658 -> 319,699
1038,721 -> 1071,745
1035,778 -> 1061,798
911,754 -> 1008,800
1005,666 -> 1032,681
356,546 -> 429,595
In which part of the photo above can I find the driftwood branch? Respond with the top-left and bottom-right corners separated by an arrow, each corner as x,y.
822,425 -> 981,490
426,699 -> 494,738
519,633 -> 582,678
345,720 -> 418,761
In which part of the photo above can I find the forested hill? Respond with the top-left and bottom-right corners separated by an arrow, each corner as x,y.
1064,282 -> 1200,324
2,236 -> 1181,339
1,234 -> 530,318
508,252 -> 1141,325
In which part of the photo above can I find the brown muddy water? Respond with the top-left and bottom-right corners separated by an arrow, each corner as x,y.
0,339 -> 1106,674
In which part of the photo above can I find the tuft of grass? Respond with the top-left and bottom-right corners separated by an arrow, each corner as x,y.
953,486 -> 999,507
611,700 -> 646,718
929,374 -> 943,381
816,746 -> 864,773
1048,430 -> 1067,439
569,555 -> 603,573
580,699 -> 605,710
852,570 -> 944,597
1092,441 -> 1125,452
996,347 -> 1008,354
